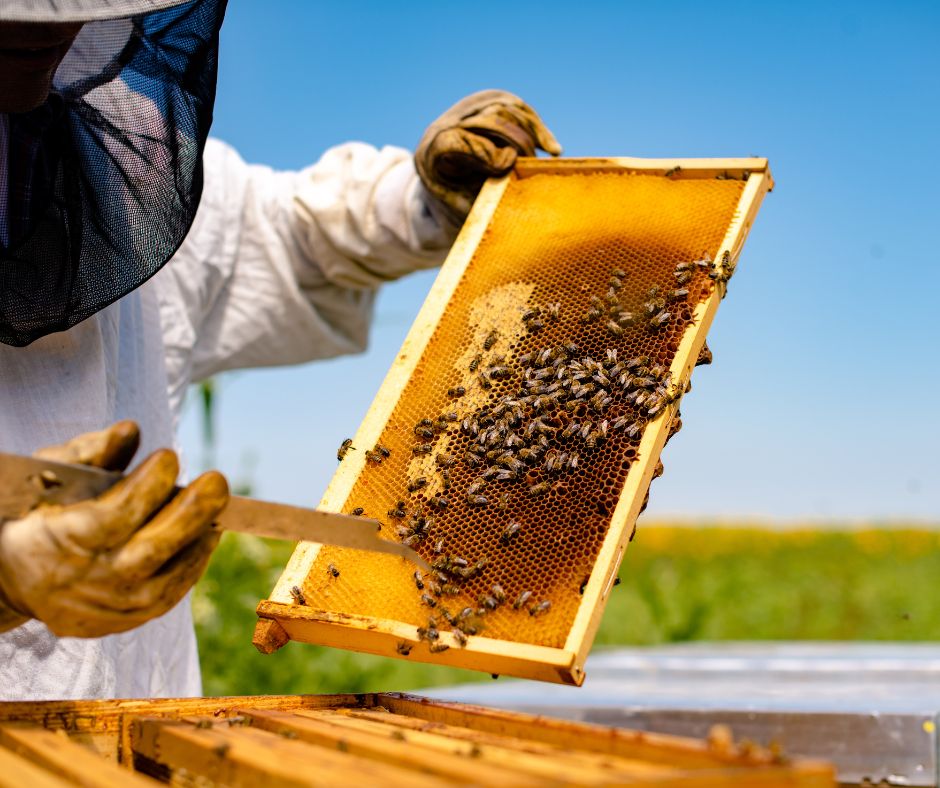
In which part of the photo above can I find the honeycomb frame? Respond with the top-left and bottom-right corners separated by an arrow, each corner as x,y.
254,156 -> 774,685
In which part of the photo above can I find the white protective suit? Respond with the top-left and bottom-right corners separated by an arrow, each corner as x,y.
0,137 -> 455,700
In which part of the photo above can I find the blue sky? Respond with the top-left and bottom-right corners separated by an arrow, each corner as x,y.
178,0 -> 940,521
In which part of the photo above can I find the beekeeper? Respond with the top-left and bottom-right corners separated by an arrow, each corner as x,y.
0,0 -> 560,701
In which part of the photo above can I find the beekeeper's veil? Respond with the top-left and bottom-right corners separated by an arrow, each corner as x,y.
0,0 -> 225,346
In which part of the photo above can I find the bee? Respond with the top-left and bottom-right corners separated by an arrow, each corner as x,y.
429,495 -> 449,508
521,307 -> 541,322
467,494 -> 489,507
388,506 -> 405,518
413,444 -> 433,455
478,371 -> 493,390
590,295 -> 604,309
546,302 -> 561,322
426,580 -> 442,597
447,386 -> 466,397
435,453 -> 457,469
489,365 -> 511,379
612,268 -> 626,278
492,584 -> 507,603
614,576 -> 622,587
467,478 -> 487,496
429,642 -> 450,653
439,468 -> 452,490
513,591 -> 532,610
416,625 -> 439,641
290,586 -> 305,605
364,450 -> 384,464
626,421 -> 644,439
501,521 -> 522,544
469,353 -> 483,371
530,600 -> 552,616
337,439 -> 355,461
453,628 -> 468,647
327,563 -> 340,578
402,534 -> 423,547
567,452 -> 579,470
527,317 -> 545,331
414,426 -> 435,440
675,270 -> 693,285
585,431 -> 597,449
420,594 -> 437,608
694,253 -> 713,268
649,310 -> 672,329
668,288 -> 689,301
562,342 -> 579,356
605,320 -> 624,336
610,275 -> 622,289
612,415 -> 630,431
517,351 -> 534,366
488,354 -> 507,368
582,308 -> 601,324
441,584 -> 459,596
456,606 -> 474,621
432,537 -> 446,554
626,355 -> 649,370
527,481 -> 551,498
606,288 -> 620,306
411,571 -> 425,590
407,477 -> 427,493
396,642 -> 412,655
484,330 -> 499,350
675,261 -> 693,272
478,595 -> 499,610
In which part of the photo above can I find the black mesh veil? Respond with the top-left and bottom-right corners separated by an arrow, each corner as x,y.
0,0 -> 226,346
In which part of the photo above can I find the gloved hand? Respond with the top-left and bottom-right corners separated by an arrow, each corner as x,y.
414,89 -> 562,225
0,422 -> 228,638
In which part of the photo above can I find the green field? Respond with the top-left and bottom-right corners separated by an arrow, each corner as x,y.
193,524 -> 940,697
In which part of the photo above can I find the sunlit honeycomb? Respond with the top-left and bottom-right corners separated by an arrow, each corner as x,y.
299,171 -> 745,650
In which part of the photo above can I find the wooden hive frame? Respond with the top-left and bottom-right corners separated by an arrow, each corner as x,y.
0,693 -> 830,787
254,156 -> 774,685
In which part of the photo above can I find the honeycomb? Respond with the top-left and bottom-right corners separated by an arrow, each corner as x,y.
298,172 -> 745,651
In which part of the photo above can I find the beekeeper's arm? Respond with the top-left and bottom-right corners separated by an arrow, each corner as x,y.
156,91 -> 560,403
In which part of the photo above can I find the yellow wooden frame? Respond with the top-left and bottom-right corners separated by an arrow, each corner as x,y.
254,156 -> 774,685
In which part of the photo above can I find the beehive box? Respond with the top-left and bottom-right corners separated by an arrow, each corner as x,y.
0,693 -> 831,787
255,157 -> 773,684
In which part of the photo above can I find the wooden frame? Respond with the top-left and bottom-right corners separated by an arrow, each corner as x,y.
255,157 -> 774,684
0,693 -> 830,787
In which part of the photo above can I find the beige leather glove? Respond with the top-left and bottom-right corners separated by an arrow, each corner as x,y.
0,422 -> 228,638
414,89 -> 562,225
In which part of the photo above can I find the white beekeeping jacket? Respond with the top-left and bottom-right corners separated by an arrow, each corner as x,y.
0,137 -> 454,700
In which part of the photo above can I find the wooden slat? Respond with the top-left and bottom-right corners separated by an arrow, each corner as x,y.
132,716 -> 454,788
235,708 -> 554,787
0,725 -> 159,787
0,743 -> 74,788
290,708 -> 681,786
336,708 -> 687,778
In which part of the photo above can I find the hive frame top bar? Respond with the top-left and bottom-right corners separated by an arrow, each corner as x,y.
255,155 -> 774,685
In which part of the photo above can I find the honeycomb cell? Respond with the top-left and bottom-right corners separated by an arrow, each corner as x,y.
297,171 -> 744,651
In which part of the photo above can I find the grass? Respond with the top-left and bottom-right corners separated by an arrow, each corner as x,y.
193,524 -> 940,697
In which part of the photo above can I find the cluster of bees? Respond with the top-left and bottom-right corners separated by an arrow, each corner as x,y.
328,253 -> 725,656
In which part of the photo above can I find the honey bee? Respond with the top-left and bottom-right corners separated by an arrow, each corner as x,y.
590,295 -> 604,309
402,534 -> 423,547
416,625 -> 439,641
350,507 -> 364,517
521,307 -> 540,321
582,308 -> 601,324
426,580 -> 442,597
585,431 -> 597,449
546,302 -> 561,322
327,563 -> 340,578
388,506 -> 405,518
648,285 -> 660,298
668,288 -> 689,301
429,642 -> 450,654
526,316 -> 544,330
429,495 -> 449,508
563,342 -> 580,355
694,252 -> 713,268
609,276 -> 622,289
606,321 -> 624,336
396,642 -> 412,655
420,594 -> 437,608
483,330 -> 499,350
489,365 -> 511,379
478,371 -> 493,389
517,351 -> 534,366
365,450 -> 383,463
441,584 -> 459,595
527,481 -> 551,498
612,415 -> 629,431
664,165 -> 682,177
513,591 -> 532,610
567,452 -> 579,470
453,628 -> 468,647
406,477 -> 426,493
432,537 -> 446,554
440,468 -> 452,490
626,421 -> 644,439
649,310 -> 672,329
413,444 -> 432,455
478,594 -> 498,610
414,426 -> 434,440
675,270 -> 693,285
447,386 -> 466,397
469,353 -> 483,371
606,288 -> 620,306
467,494 -> 489,507
412,571 -> 425,590
492,584 -> 507,603
612,268 -> 626,278
530,600 -> 552,616
675,261 -> 693,272
290,586 -> 305,605
337,439 -> 355,461
626,355 -> 649,370
543,450 -> 558,473
501,521 -> 522,544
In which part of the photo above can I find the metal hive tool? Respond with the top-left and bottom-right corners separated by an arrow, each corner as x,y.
254,156 -> 774,684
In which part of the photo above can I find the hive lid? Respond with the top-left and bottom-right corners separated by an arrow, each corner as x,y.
254,156 -> 773,684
